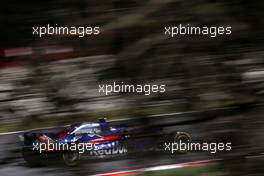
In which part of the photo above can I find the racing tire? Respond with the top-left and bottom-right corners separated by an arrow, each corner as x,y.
174,132 -> 191,153
62,150 -> 80,166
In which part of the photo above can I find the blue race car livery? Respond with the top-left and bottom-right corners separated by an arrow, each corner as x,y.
19,118 -> 190,166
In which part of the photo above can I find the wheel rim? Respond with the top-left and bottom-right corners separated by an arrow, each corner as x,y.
63,151 -> 79,166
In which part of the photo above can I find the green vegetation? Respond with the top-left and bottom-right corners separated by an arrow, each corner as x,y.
0,103 -> 182,133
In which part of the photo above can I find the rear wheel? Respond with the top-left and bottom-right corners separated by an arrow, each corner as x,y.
62,150 -> 80,166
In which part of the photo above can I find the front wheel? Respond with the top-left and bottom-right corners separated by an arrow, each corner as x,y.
174,132 -> 191,153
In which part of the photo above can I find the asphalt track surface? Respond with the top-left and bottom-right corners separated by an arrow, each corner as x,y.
1,154 -> 217,176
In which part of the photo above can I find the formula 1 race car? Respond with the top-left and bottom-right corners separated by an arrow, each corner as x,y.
19,118 -> 190,166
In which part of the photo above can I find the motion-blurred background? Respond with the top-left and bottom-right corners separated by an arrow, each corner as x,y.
0,0 -> 264,176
